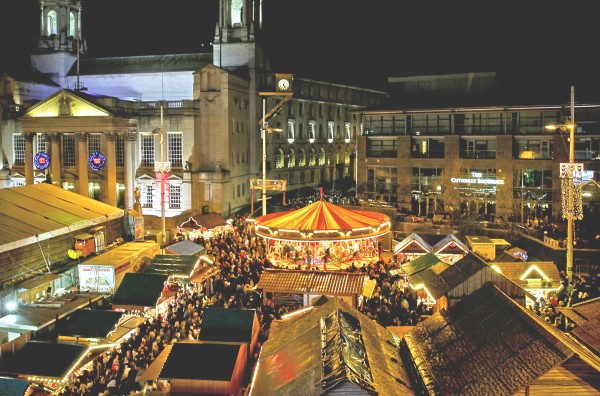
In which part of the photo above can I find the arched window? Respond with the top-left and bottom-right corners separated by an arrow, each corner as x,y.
47,10 -> 57,35
308,148 -> 316,166
275,148 -> 285,169
318,148 -> 326,166
328,146 -> 334,165
288,148 -> 296,168
287,119 -> 295,144
298,148 -> 306,167
345,149 -> 351,165
69,12 -> 76,37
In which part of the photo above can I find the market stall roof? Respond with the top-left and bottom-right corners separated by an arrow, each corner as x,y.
256,269 -> 368,295
249,297 -> 412,396
199,308 -> 257,343
159,342 -> 241,381
0,184 -> 123,254
56,309 -> 124,340
145,254 -> 200,278
164,240 -> 205,256
394,233 -> 432,255
254,199 -> 390,241
557,297 -> 600,357
1,341 -> 87,380
491,262 -> 561,284
190,261 -> 220,283
432,234 -> 469,255
402,283 -> 600,395
0,377 -> 29,396
179,213 -> 228,230
111,273 -> 168,310
402,253 -> 450,277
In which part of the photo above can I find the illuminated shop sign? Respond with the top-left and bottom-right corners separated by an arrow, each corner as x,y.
450,178 -> 505,185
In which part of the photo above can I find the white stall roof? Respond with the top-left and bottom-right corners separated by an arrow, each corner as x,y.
0,184 -> 124,253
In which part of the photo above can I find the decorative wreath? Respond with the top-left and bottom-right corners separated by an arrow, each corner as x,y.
88,151 -> 106,171
34,152 -> 50,170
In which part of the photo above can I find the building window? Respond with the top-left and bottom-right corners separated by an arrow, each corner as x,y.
237,184 -> 241,198
88,182 -> 101,201
170,184 -> 181,208
69,11 -> 76,37
140,134 -> 155,167
13,134 -> 25,166
298,148 -> 306,167
287,101 -> 294,116
142,184 -> 155,207
63,134 -> 76,166
367,137 -> 398,158
309,148 -> 316,166
288,148 -> 296,168
411,137 -> 445,159
116,135 -> 124,166
461,139 -> 497,159
327,121 -> 334,143
308,121 -> 316,143
318,148 -> 326,166
47,10 -> 57,35
36,133 -> 47,153
319,104 -> 323,117
275,149 -> 285,169
298,123 -> 304,140
366,166 -> 398,203
336,106 -> 341,119
11,178 -> 25,187
88,133 -> 101,153
345,149 -> 351,165
298,102 -> 304,116
344,122 -> 351,143
168,132 -> 183,167
514,138 -> 553,160
287,119 -> 295,143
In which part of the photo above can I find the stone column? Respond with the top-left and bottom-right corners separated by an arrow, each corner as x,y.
24,133 -> 34,185
76,132 -> 88,197
47,133 -> 62,185
123,131 -> 137,210
105,132 -> 117,206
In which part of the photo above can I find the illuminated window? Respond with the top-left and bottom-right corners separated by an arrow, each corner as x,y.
140,134 -> 155,167
62,134 -> 76,166
298,148 -> 306,167
88,133 -> 101,153
88,182 -> 101,201
36,133 -> 46,153
345,149 -> 351,165
47,10 -> 57,35
344,122 -> 351,143
275,149 -> 285,169
170,184 -> 181,208
287,119 -> 295,143
327,121 -> 334,143
318,148 -> 326,166
69,12 -> 76,37
13,134 -> 25,166
168,132 -> 183,167
288,148 -> 296,168
308,148 -> 316,166
308,121 -> 316,143
142,184 -> 155,207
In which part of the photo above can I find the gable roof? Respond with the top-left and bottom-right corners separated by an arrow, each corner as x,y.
145,254 -> 201,278
164,239 -> 206,256
56,309 -> 124,339
0,184 -> 123,255
420,253 -> 488,300
2,341 -> 87,379
199,308 -> 256,343
256,269 -> 368,295
432,234 -> 469,254
402,253 -> 449,276
491,262 -> 561,283
22,89 -> 112,118
70,53 -> 213,75
111,273 -> 168,308
250,297 -> 412,396
394,233 -> 432,255
557,297 -> 600,357
403,284 -> 576,395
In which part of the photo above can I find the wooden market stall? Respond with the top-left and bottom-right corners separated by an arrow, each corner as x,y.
199,308 -> 259,360
56,308 -> 145,345
489,261 -> 562,305
164,240 -> 206,256
432,234 -> 469,263
110,273 -> 169,314
394,233 -> 432,262
256,268 -> 368,308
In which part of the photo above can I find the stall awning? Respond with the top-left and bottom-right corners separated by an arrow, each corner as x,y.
146,255 -> 201,278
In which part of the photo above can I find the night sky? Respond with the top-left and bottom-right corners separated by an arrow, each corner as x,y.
1,0 -> 599,89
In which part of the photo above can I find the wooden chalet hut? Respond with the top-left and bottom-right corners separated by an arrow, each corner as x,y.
164,240 -> 206,256
55,309 -> 145,344
0,341 -> 88,386
432,234 -> 469,262
249,297 -> 413,396
394,233 -> 432,262
557,297 -> 600,357
400,284 -> 600,395
405,253 -> 527,312
489,261 -> 562,304
157,341 -> 247,395
199,308 -> 260,359
110,273 -> 168,313
256,268 -> 368,308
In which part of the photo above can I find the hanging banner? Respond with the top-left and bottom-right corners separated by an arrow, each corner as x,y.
155,173 -> 171,204
250,179 -> 287,191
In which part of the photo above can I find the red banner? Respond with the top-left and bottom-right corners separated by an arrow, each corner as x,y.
155,173 -> 171,204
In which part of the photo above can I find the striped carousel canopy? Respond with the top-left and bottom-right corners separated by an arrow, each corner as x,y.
253,198 -> 391,242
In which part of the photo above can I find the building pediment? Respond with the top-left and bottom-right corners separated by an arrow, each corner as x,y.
22,89 -> 111,118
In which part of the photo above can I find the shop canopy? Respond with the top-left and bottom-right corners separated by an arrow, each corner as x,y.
111,273 -> 168,311
145,255 -> 201,279
164,240 -> 205,256
254,198 -> 390,241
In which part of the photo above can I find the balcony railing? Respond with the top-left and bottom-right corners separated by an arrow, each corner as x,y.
515,151 -> 553,160
411,149 -> 445,159
460,150 -> 497,159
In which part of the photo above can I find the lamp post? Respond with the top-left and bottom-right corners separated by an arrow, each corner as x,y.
545,86 -> 579,281
153,102 -> 170,246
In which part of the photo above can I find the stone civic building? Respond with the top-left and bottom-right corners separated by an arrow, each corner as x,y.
0,0 -> 387,218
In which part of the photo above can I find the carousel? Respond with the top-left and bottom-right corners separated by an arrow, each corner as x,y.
251,190 -> 391,270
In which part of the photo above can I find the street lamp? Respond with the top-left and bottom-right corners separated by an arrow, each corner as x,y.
545,86 -> 581,281
261,98 -> 283,216
153,102 -> 170,247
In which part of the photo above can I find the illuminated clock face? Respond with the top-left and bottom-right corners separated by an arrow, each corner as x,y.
277,78 -> 290,91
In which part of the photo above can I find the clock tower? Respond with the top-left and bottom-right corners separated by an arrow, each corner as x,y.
31,0 -> 86,88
